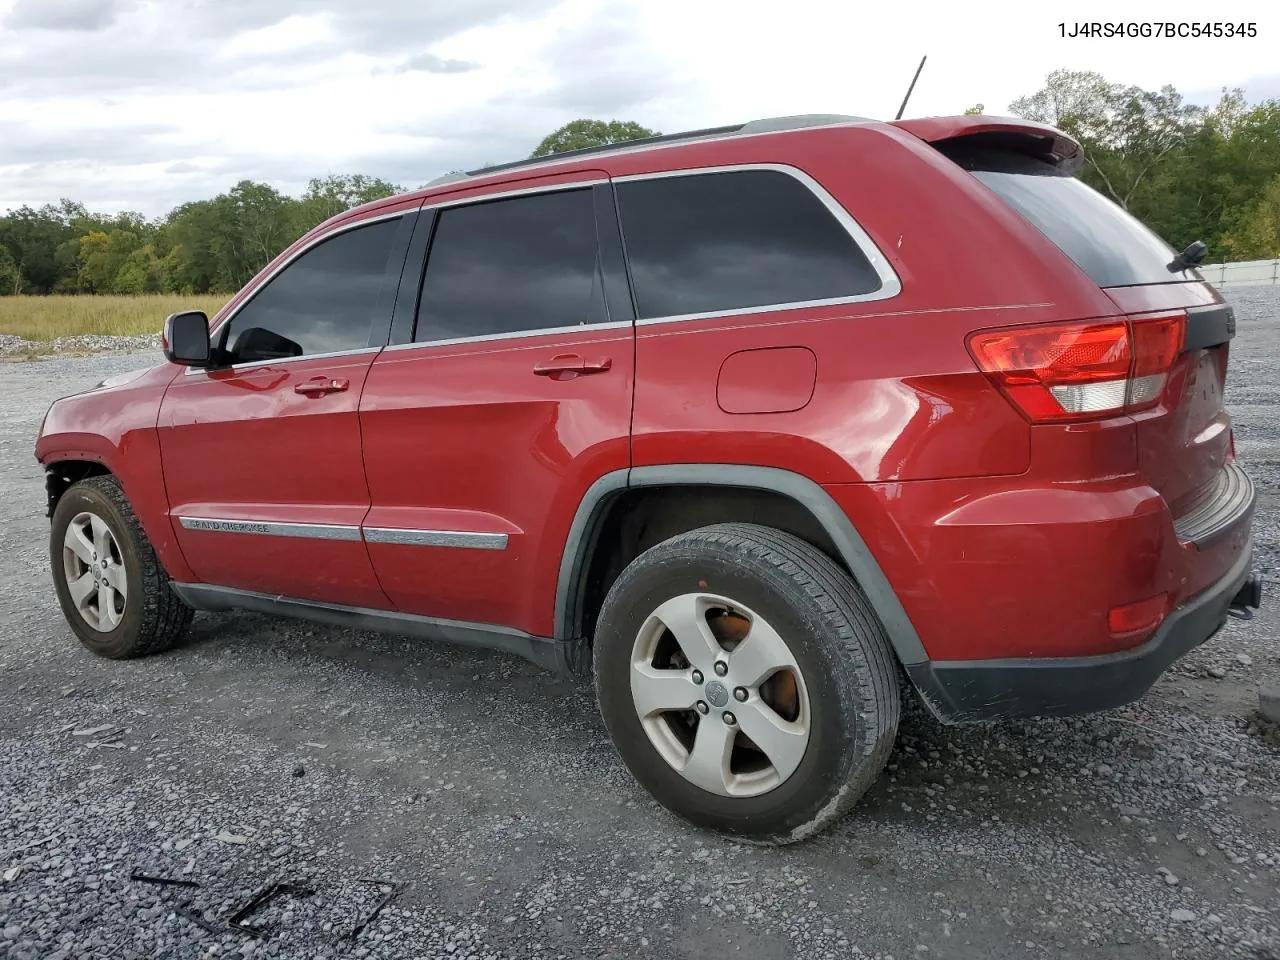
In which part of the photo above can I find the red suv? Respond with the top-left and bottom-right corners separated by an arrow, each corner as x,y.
37,114 -> 1261,843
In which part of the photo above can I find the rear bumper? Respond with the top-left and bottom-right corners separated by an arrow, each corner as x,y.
907,541 -> 1259,723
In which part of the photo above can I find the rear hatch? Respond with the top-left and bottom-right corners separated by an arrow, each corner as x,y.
915,122 -> 1238,527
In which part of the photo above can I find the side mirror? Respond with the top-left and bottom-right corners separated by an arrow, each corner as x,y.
163,311 -> 211,367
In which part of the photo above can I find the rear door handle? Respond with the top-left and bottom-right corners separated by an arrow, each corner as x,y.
533,354 -> 612,378
294,377 -> 350,396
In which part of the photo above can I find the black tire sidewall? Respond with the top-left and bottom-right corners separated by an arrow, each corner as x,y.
594,542 -> 871,839
50,482 -> 147,658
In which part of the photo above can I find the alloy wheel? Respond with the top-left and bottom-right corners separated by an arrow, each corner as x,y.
629,593 -> 811,797
62,511 -> 127,632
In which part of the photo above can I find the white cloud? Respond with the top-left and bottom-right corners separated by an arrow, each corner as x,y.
4,0 -> 120,31
217,13 -> 337,59
1,0 -> 1277,215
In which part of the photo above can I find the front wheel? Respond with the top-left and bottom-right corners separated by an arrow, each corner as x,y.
50,475 -> 193,659
593,523 -> 900,844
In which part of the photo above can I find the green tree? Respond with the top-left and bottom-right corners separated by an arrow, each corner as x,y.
0,205 -> 67,293
963,103 -> 984,115
1010,69 -> 1115,135
52,238 -> 84,292
158,244 -> 194,293
0,244 -> 19,295
113,244 -> 165,293
215,181 -> 297,289
531,119 -> 659,158
1006,70 -> 1280,257
1011,69 -> 1202,211
299,174 -> 403,226
161,200 -> 221,292
1224,173 -> 1280,259
77,229 -> 144,293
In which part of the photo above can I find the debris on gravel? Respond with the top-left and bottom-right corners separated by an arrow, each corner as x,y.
1,288 -> 1277,959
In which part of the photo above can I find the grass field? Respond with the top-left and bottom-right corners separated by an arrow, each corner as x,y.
0,295 -> 229,342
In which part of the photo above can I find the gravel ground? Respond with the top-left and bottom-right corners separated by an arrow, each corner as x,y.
2,291 -> 1278,960
0,334 -> 162,358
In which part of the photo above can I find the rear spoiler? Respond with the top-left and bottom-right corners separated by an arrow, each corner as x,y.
891,115 -> 1084,174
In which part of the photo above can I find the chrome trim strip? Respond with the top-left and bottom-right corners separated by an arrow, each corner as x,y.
184,345 -> 381,376
614,163 -> 901,325
383,320 -> 633,353
362,528 -> 508,550
634,295 -> 883,327
178,516 -> 362,542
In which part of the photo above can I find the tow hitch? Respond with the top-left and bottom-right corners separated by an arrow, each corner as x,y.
1228,573 -> 1263,621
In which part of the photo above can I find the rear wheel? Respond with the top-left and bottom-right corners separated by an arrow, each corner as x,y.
50,475 -> 193,659
593,522 -> 900,843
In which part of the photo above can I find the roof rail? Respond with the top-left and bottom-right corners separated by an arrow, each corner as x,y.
423,171 -> 472,187
465,124 -> 744,177
738,114 -> 871,134
460,114 -> 871,180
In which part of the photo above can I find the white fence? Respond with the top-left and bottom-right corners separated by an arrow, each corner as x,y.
1202,259 -> 1280,288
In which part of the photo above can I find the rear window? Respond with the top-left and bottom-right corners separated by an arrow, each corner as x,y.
945,146 -> 1198,288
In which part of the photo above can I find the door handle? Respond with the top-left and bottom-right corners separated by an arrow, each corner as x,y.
533,354 -> 612,378
294,377 -> 350,396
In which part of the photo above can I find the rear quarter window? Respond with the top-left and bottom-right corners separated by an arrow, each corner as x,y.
944,146 -> 1199,289
615,169 -> 886,319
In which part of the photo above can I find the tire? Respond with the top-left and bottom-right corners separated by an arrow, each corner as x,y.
50,475 -> 193,659
593,522 -> 900,844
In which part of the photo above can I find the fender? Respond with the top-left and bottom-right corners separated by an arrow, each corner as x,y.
35,364 -> 196,584
553,464 -> 928,667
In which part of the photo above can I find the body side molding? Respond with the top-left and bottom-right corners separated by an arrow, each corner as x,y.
178,516 -> 509,549
363,528 -> 508,550
178,516 -> 362,541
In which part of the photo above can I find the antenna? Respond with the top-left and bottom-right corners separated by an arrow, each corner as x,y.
894,55 -> 927,120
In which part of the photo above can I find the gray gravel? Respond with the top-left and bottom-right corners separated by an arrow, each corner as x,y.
2,291 -> 1278,960
0,333 -> 162,358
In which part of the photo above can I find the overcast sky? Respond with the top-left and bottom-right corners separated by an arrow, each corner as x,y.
1,0 -> 1277,217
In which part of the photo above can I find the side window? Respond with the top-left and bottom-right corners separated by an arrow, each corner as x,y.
615,169 -> 883,320
415,188 -> 604,342
222,217 -> 402,361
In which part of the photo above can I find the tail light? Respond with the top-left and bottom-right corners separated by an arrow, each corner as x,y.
967,313 -> 1185,423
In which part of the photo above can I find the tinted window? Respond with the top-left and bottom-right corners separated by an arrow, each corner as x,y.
223,218 -> 401,360
615,170 -> 882,319
953,148 -> 1195,288
416,188 -> 604,342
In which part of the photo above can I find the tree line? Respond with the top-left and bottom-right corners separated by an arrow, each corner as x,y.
3,73 -> 1279,298
1000,70 -> 1280,262
0,175 -> 405,297
0,119 -> 663,298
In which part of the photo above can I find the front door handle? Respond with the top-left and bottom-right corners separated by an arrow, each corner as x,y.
294,377 -> 350,396
533,354 -> 612,379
